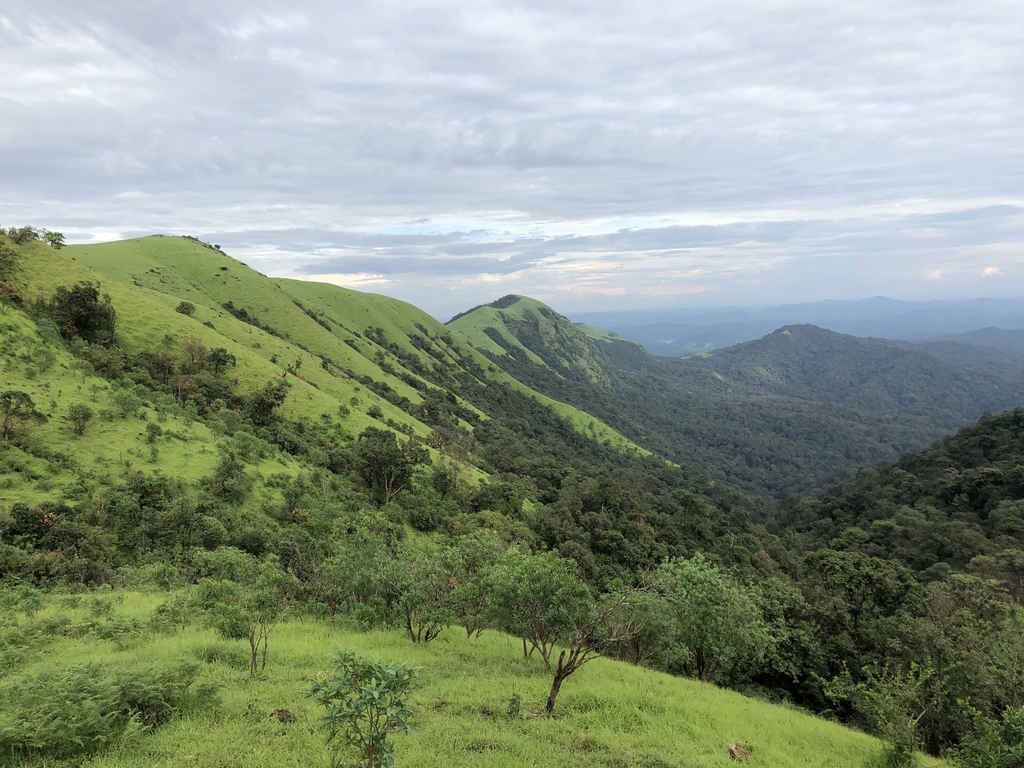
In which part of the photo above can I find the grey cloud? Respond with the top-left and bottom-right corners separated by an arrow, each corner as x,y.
1,1 -> 1022,316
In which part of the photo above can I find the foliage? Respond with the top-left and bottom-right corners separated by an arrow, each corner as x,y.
657,554 -> 770,683
194,557 -> 299,675
825,662 -> 936,768
351,426 -> 430,505
40,230 -> 65,249
0,390 -> 46,440
175,300 -> 196,316
45,281 -> 117,345
305,649 -> 419,768
0,660 -> 217,762
486,549 -> 594,668
67,402 -> 94,435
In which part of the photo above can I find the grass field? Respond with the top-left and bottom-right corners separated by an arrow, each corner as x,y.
0,590 -> 938,768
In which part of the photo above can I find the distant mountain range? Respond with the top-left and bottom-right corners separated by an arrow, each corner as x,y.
569,297 -> 1024,356
449,296 -> 1024,496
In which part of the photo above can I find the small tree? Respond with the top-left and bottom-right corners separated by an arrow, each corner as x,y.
0,390 -> 46,440
825,661 -> 935,768
41,230 -> 65,249
199,557 -> 298,675
67,403 -> 94,436
392,544 -> 456,643
175,301 -> 196,316
658,554 -> 770,682
544,587 -> 649,714
306,649 -> 419,768
487,549 -> 594,667
208,347 -> 236,375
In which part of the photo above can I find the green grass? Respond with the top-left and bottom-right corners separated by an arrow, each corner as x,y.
574,323 -> 627,344
1,591 -> 940,768
61,236 -> 644,457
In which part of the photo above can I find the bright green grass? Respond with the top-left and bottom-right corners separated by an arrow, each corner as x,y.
6,591 -> 943,768
63,237 -> 646,458
448,297 -> 552,365
574,323 -> 627,344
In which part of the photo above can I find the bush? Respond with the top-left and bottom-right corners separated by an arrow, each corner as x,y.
175,301 -> 196,317
0,661 -> 218,761
305,649 -> 419,768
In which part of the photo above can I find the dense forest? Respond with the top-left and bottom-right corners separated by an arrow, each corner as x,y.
2,233 -> 1024,767
450,296 -> 1024,496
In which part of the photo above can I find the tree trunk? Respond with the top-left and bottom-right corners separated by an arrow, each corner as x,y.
546,670 -> 568,714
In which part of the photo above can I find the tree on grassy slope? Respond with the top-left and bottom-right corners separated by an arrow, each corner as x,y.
487,549 -> 594,668
352,426 -> 429,505
658,554 -> 770,683
306,649 -> 418,768
0,390 -> 46,440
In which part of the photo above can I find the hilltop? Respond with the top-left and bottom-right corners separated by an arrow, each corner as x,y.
450,302 -> 1024,496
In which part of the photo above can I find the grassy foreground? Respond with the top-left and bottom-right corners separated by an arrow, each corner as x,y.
2,591 -> 936,768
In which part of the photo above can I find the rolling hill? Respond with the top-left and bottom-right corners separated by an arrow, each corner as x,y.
450,297 -> 1024,497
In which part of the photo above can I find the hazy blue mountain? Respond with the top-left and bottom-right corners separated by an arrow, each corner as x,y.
571,297 -> 1024,356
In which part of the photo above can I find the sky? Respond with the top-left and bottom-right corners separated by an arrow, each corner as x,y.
2,1 -> 1023,320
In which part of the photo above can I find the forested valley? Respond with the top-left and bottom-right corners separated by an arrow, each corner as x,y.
2,231 -> 1023,767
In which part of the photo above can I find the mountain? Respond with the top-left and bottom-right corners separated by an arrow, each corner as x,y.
572,297 -> 1024,356
450,299 -> 1024,496
926,327 -> 1024,356
4,233 -> 1023,762
1,234 -> 754,582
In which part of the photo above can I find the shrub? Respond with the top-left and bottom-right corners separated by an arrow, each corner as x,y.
175,301 -> 196,317
305,649 -> 419,768
0,661 -> 218,761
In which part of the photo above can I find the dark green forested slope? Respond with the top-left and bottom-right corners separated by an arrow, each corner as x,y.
449,297 -> 1024,497
778,407 -> 1024,587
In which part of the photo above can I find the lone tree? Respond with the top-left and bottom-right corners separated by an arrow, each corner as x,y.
487,550 -> 594,667
306,649 -> 418,768
41,230 -> 65,249
47,281 -> 116,345
67,403 -> 94,436
175,300 -> 196,316
352,426 -> 429,505
208,347 -> 236,375
0,390 -> 46,440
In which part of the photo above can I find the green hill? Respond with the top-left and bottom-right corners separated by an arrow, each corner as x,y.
4,231 -> 1024,765
448,302 -> 1024,497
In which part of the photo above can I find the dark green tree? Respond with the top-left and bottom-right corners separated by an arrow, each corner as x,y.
0,390 -> 46,440
245,381 -> 288,428
351,427 -> 429,505
47,282 -> 116,345
41,230 -> 65,249
208,347 -> 236,375
67,403 -> 94,436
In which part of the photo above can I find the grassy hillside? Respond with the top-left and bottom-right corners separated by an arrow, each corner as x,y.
449,295 -> 614,385
65,239 -> 645,457
0,590 -> 911,768
448,302 -> 1024,497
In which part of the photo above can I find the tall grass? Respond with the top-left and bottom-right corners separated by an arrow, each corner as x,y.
0,591 -> 943,768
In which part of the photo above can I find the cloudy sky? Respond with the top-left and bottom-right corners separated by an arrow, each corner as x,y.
2,1 -> 1023,319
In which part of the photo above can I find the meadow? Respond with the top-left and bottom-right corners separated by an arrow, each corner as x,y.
0,590 -> 919,768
